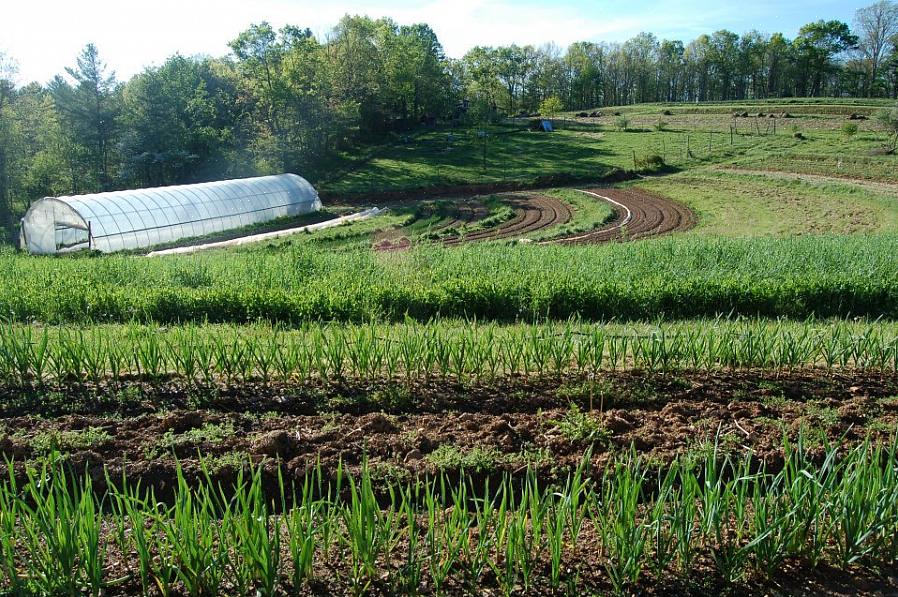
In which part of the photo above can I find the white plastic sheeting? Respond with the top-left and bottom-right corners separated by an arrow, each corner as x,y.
20,174 -> 321,254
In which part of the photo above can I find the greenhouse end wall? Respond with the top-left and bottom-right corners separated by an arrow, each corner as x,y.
20,173 -> 321,255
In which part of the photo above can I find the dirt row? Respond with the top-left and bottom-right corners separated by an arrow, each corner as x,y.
552,188 -> 695,244
374,193 -> 572,251
374,187 -> 693,251
3,370 -> 897,496
443,193 -> 572,244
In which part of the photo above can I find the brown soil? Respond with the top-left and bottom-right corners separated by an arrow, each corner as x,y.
376,193 -> 572,251
551,188 -> 695,244
374,198 -> 491,252
4,369 -> 897,494
443,193 -> 573,244
373,185 -> 693,251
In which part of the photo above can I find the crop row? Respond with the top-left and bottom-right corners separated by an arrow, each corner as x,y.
4,234 -> 898,323
2,437 -> 897,595
2,319 -> 898,385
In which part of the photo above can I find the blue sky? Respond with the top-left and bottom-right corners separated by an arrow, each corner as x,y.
1,0 -> 872,85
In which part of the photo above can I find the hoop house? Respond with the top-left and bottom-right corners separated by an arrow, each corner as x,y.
20,174 -> 321,254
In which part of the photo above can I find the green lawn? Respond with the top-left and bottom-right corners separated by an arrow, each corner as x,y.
636,168 -> 898,236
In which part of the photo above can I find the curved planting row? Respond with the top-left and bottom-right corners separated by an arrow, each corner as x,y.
443,193 -> 572,244
374,188 -> 693,251
551,188 -> 695,244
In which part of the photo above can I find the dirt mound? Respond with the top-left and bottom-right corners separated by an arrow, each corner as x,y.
551,188 -> 694,244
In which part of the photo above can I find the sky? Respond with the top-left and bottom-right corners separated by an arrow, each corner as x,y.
1,0 -> 873,85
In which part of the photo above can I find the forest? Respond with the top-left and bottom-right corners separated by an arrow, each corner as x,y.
0,2 -> 896,243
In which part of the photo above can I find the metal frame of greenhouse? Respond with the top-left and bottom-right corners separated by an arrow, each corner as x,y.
19,173 -> 322,255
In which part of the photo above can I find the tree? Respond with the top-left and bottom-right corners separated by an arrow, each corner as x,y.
566,42 -> 605,108
462,47 -> 503,122
0,53 -> 17,240
539,95 -> 563,120
875,102 -> 898,150
766,33 -> 794,97
886,36 -> 898,97
50,44 -> 119,191
854,1 -> 898,96
793,21 -> 858,96
494,45 -> 537,115
121,56 -> 241,186
231,22 -> 344,171
657,40 -> 685,102
624,33 -> 660,103
707,30 -> 740,100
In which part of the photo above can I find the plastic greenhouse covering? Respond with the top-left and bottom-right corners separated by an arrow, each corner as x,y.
20,174 -> 321,254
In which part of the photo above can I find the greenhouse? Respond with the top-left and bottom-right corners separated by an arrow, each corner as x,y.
20,173 -> 321,254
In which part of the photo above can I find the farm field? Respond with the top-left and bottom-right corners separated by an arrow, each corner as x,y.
3,97 -> 898,595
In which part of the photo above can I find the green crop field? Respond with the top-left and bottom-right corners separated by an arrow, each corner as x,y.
3,97 -> 898,596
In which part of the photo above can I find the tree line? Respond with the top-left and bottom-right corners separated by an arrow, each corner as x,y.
0,3 -> 897,238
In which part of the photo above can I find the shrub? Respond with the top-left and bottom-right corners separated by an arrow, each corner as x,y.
841,122 -> 859,138
538,96 -> 564,120
875,104 -> 898,152
614,116 -> 630,131
635,154 -> 665,169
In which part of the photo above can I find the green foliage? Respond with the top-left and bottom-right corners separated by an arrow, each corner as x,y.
426,444 -> 502,472
539,96 -> 564,119
875,103 -> 898,150
549,404 -> 611,443
4,234 -> 898,324
841,121 -> 859,137
30,427 -> 111,454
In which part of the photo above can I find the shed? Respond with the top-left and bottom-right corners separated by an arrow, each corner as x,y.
20,174 -> 321,254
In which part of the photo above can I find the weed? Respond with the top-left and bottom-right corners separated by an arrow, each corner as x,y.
31,427 -> 112,454
549,404 -> 612,443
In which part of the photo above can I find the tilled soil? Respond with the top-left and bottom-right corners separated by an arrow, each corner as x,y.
3,369 -> 897,496
552,187 -> 695,244
443,193 -> 572,244
376,193 -> 572,250
376,187 -> 693,251
374,198 -> 490,251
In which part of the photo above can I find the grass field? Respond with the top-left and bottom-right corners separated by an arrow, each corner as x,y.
4,97 -> 898,596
